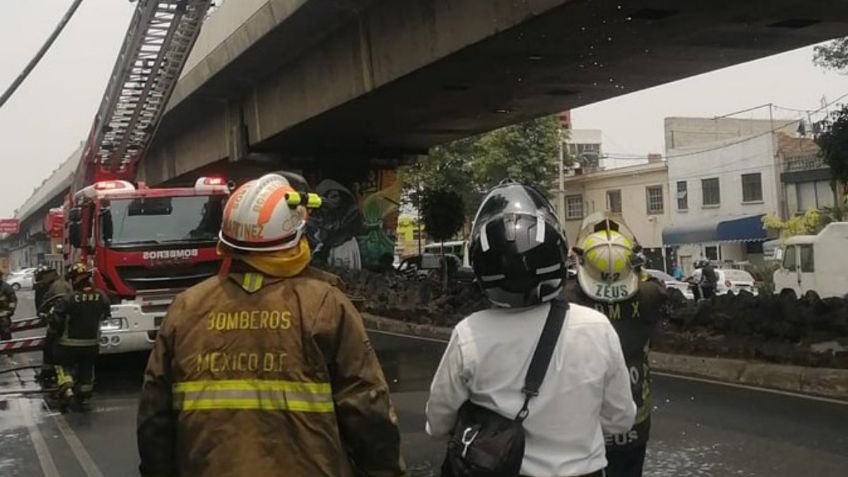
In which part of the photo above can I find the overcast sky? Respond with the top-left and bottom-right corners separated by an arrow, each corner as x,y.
0,1 -> 844,217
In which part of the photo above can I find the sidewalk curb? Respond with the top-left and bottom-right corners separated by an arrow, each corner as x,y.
361,313 -> 848,401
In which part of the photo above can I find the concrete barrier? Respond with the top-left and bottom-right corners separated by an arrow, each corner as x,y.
361,314 -> 848,401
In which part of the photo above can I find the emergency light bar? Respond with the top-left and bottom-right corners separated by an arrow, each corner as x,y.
195,176 -> 230,191
76,180 -> 136,200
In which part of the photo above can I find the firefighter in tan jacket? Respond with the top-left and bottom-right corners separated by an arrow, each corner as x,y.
137,173 -> 405,477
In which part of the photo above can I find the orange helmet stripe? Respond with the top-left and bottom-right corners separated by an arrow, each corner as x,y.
257,185 -> 292,225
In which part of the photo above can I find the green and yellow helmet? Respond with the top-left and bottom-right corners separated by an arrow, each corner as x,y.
573,212 -> 640,303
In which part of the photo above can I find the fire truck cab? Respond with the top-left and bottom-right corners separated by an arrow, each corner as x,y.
67,177 -> 229,354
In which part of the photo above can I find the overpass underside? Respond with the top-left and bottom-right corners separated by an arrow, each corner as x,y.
140,0 -> 848,185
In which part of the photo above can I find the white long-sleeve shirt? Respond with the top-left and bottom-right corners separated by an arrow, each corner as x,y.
426,302 -> 636,477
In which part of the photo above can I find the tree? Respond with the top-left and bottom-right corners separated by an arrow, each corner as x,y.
472,115 -> 561,195
812,39 -> 848,209
419,188 -> 465,289
813,38 -> 848,72
403,114 -> 565,225
817,106 -> 848,191
762,209 -> 825,239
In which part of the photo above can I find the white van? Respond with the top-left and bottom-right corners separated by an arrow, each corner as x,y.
773,222 -> 848,299
423,240 -> 470,267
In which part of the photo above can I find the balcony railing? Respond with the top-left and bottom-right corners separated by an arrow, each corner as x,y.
784,154 -> 826,172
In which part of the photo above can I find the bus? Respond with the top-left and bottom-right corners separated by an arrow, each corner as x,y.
423,240 -> 470,267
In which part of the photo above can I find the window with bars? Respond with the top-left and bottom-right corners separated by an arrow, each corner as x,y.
607,190 -> 622,213
741,173 -> 763,202
676,181 -> 688,210
646,186 -> 664,214
702,178 -> 720,207
565,195 -> 584,220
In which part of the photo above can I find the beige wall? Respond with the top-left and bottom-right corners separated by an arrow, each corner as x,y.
559,163 -> 670,248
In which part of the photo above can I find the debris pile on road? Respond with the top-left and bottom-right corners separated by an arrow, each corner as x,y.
329,267 -> 848,368
657,290 -> 848,368
328,267 -> 489,327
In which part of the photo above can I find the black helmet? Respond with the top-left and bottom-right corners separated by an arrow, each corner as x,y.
65,263 -> 92,282
469,180 -> 568,308
34,265 -> 58,285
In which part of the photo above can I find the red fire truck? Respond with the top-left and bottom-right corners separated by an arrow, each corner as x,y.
63,1 -> 222,354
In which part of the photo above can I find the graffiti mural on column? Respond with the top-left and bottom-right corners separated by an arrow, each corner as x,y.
305,166 -> 401,271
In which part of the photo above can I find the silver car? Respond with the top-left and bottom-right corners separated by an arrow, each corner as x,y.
5,268 -> 35,290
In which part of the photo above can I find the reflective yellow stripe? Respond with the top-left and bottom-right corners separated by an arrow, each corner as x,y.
173,379 -> 330,394
173,379 -> 333,413
240,273 -> 265,293
56,366 -> 72,386
179,399 -> 334,412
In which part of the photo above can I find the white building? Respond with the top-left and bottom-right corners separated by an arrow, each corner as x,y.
559,158 -> 671,271
662,117 -> 790,274
565,129 -> 603,171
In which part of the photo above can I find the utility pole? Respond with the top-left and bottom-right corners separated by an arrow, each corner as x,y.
558,127 -> 566,225
417,180 -> 423,256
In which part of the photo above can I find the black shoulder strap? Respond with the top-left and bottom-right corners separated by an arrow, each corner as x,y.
516,297 -> 569,422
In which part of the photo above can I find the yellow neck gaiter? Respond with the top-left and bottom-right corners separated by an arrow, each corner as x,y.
217,238 -> 312,278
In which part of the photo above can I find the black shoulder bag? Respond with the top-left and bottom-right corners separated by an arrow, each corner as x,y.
441,298 -> 569,477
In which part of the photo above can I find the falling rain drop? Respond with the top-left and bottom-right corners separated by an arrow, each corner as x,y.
592,82 -> 598,86
607,36 -> 613,42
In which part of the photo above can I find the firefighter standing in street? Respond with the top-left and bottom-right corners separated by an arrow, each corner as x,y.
565,212 -> 668,477
0,272 -> 17,343
34,265 -> 71,385
50,263 -> 110,408
137,173 -> 405,477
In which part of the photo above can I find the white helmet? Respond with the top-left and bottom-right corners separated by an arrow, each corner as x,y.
574,212 -> 640,303
219,174 -> 307,252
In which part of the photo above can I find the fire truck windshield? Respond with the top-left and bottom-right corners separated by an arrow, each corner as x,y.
101,195 -> 225,246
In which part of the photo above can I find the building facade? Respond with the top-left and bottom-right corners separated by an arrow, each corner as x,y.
662,117 -> 790,274
777,133 -> 844,216
559,159 -> 671,270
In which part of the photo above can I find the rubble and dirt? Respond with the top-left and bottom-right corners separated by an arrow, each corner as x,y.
330,267 -> 848,369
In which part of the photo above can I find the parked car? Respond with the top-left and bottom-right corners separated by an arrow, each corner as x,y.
6,268 -> 35,290
645,269 -> 694,300
692,268 -> 758,296
396,253 -> 475,283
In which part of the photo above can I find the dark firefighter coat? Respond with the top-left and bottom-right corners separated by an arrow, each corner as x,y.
0,281 -> 18,336
37,279 -> 72,315
137,267 -> 405,477
49,286 -> 110,347
565,276 -> 668,448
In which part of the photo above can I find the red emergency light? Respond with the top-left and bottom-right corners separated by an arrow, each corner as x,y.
94,180 -> 134,191
195,176 -> 229,191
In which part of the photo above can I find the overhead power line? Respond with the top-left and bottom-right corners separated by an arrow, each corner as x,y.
601,92 -> 848,162
0,0 -> 84,110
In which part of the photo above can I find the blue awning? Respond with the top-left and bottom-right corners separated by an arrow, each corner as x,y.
663,214 -> 767,246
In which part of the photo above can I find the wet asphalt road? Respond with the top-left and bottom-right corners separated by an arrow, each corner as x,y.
1,292 -> 848,476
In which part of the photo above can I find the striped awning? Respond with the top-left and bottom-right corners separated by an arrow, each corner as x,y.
663,214 -> 767,246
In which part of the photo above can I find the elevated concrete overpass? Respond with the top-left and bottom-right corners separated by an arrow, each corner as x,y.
139,0 -> 848,184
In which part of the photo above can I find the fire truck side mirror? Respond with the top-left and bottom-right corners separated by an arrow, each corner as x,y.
68,207 -> 82,223
68,222 -> 82,248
